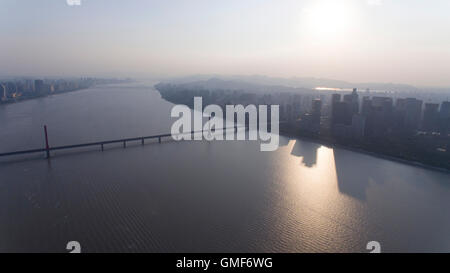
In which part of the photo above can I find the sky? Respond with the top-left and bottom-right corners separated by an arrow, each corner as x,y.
1,0 -> 450,86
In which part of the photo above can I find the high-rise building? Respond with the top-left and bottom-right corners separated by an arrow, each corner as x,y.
372,96 -> 393,110
343,94 -> 352,103
351,114 -> 366,138
422,103 -> 439,132
312,99 -> 322,132
331,93 -> 342,126
333,101 -> 352,126
5,82 -> 17,94
404,98 -> 423,131
298,99 -> 323,134
396,98 -> 406,110
286,104 -> 293,122
0,84 -> 6,101
393,98 -> 406,130
351,88 -> 359,113
331,93 -> 341,105
439,101 -> 450,135
441,101 -> 450,119
34,80 -> 45,93
311,99 -> 322,119
365,96 -> 393,137
343,88 -> 359,115
361,96 -> 372,116
394,97 -> 422,133
279,104 -> 286,121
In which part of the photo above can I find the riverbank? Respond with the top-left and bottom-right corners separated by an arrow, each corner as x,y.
281,131 -> 450,174
0,87 -> 89,105
154,86 -> 450,174
0,79 -> 134,106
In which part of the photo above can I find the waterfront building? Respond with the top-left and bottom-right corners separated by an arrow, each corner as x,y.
311,99 -> 322,123
0,84 -> 6,101
404,98 -> 423,131
343,88 -> 359,115
34,79 -> 45,94
351,114 -> 366,138
361,96 -> 372,116
422,103 -> 440,132
439,101 -> 450,135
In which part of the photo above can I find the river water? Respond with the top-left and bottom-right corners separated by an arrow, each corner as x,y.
0,82 -> 449,252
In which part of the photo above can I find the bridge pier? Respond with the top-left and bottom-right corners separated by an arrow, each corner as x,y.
1,126 -> 248,159
44,125 -> 50,159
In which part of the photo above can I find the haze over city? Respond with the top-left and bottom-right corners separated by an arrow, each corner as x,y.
1,0 -> 450,87
1,0 -> 450,256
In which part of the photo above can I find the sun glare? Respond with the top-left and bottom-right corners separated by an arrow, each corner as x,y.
302,1 -> 356,41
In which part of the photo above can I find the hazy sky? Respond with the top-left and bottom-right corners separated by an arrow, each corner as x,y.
1,0 -> 450,86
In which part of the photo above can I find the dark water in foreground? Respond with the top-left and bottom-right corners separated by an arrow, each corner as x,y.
0,83 -> 449,252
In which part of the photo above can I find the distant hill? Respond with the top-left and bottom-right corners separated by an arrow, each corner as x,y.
160,77 -> 312,94
162,74 -> 423,93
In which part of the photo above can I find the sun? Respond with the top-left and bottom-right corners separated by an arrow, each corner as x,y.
301,1 -> 355,41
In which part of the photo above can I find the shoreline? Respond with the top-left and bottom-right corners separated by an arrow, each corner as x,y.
154,87 -> 449,174
0,80 -> 134,106
0,86 -> 90,106
1,85 -> 448,174
281,132 -> 450,174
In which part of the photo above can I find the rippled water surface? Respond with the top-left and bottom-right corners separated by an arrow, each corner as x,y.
0,83 -> 449,252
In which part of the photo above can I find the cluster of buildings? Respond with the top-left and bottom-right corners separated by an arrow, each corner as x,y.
155,82 -> 449,140
0,77 -> 127,103
156,82 -> 449,167
276,88 -> 449,140
277,88 -> 450,165
0,78 -> 97,103
326,89 -> 450,139
159,81 -> 450,139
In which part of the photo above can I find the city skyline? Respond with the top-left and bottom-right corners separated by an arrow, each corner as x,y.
1,0 -> 450,87
1,0 -> 450,256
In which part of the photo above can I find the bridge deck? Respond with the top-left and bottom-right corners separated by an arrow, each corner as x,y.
0,125 -> 249,158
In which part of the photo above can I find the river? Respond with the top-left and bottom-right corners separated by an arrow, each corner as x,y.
0,82 -> 449,252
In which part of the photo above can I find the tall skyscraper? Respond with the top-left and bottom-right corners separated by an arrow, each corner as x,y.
351,88 -> 359,112
299,99 -> 323,134
0,84 -> 6,101
422,103 -> 439,132
311,99 -> 322,126
331,93 -> 341,105
404,98 -> 423,131
333,101 -> 352,126
343,88 -> 359,115
331,93 -> 342,126
34,80 -> 44,93
351,114 -> 366,138
361,96 -> 372,116
365,96 -> 393,137
372,96 -> 393,110
441,101 -> 450,119
311,99 -> 322,117
396,98 -> 406,110
438,101 -> 450,135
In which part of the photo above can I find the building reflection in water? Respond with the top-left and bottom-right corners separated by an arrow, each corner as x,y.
271,139 -> 364,252
333,148 -> 385,201
290,140 -> 321,168
286,138 -> 385,201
